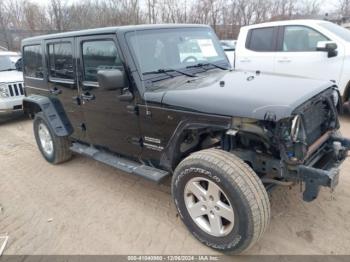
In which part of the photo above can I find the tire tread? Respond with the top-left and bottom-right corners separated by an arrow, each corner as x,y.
174,148 -> 270,253
34,112 -> 72,164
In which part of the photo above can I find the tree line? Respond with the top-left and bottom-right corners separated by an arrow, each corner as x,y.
0,0 -> 347,50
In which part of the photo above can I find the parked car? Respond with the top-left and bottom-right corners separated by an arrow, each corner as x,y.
234,19 -> 350,106
220,40 -> 236,66
0,51 -> 25,115
22,24 -> 350,254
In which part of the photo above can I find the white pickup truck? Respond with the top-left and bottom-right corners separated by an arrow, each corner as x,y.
229,20 -> 350,105
0,51 -> 24,115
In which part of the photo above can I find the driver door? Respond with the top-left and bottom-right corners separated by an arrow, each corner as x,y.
76,35 -> 141,158
274,25 -> 344,84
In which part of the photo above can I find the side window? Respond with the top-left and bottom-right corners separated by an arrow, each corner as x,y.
23,45 -> 44,78
283,26 -> 329,52
247,27 -> 275,52
48,42 -> 74,80
82,40 -> 122,82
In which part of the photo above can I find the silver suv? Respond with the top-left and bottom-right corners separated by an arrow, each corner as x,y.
0,51 -> 24,115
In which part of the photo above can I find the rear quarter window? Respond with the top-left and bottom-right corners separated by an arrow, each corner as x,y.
246,27 -> 276,52
23,45 -> 44,78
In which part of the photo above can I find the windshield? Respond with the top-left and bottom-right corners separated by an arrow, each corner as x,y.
319,22 -> 350,42
0,55 -> 21,71
126,27 -> 228,75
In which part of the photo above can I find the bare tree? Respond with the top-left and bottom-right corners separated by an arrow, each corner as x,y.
0,0 -> 333,51
146,0 -> 158,23
48,0 -> 70,31
159,0 -> 188,23
0,0 -> 11,49
23,1 -> 50,32
337,0 -> 350,16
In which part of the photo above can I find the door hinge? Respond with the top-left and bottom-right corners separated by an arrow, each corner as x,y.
79,123 -> 86,131
126,105 -> 139,115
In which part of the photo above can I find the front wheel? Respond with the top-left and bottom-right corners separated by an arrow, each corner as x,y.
172,149 -> 270,254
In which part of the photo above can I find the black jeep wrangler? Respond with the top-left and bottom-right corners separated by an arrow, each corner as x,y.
22,24 -> 350,254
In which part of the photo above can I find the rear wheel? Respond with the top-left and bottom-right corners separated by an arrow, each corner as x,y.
172,148 -> 270,254
34,112 -> 72,164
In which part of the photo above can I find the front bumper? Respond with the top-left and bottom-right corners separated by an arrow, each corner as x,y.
291,133 -> 350,201
0,96 -> 24,114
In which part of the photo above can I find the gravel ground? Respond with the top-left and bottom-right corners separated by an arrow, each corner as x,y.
1,115 -> 350,255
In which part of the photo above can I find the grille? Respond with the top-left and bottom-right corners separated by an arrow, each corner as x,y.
303,99 -> 331,145
7,83 -> 24,97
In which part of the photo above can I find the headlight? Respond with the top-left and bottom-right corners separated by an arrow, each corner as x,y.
0,85 -> 9,98
331,89 -> 339,107
290,115 -> 301,142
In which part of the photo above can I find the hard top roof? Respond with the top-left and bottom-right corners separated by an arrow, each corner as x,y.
241,19 -> 329,30
22,24 -> 209,44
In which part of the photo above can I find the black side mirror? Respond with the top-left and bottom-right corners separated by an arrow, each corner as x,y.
316,41 -> 338,58
15,58 -> 23,71
97,69 -> 127,90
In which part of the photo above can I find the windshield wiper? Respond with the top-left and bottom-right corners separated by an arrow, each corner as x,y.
186,63 -> 229,70
143,68 -> 196,77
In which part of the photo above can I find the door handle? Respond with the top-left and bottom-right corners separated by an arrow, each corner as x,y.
49,87 -> 62,95
277,58 -> 291,63
240,58 -> 251,63
72,96 -> 81,105
81,92 -> 95,101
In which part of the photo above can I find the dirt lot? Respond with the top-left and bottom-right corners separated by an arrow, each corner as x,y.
1,115 -> 350,255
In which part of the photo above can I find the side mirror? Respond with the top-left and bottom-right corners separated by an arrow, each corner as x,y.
97,69 -> 127,90
316,41 -> 338,58
15,58 -> 23,71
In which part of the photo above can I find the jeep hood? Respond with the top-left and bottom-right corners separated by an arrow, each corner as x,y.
144,70 -> 334,121
0,70 -> 23,84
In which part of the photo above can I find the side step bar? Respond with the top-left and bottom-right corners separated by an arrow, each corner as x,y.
70,142 -> 170,183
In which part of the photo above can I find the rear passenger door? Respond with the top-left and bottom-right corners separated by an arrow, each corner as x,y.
236,26 -> 277,73
76,35 -> 141,158
45,38 -> 85,140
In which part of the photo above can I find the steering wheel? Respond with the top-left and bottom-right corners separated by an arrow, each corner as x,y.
183,56 -> 198,63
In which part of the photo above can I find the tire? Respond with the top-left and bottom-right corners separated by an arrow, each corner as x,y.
341,100 -> 350,115
172,148 -> 270,254
342,83 -> 350,115
33,112 -> 72,164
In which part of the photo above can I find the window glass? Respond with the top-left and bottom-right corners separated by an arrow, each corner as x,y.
23,45 -> 44,78
48,42 -> 74,79
283,26 -> 328,51
247,27 -> 275,51
126,28 -> 227,74
82,40 -> 122,82
319,22 -> 350,42
0,55 -> 20,71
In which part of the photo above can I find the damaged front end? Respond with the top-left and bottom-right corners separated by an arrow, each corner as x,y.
278,87 -> 349,201
229,87 -> 349,202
